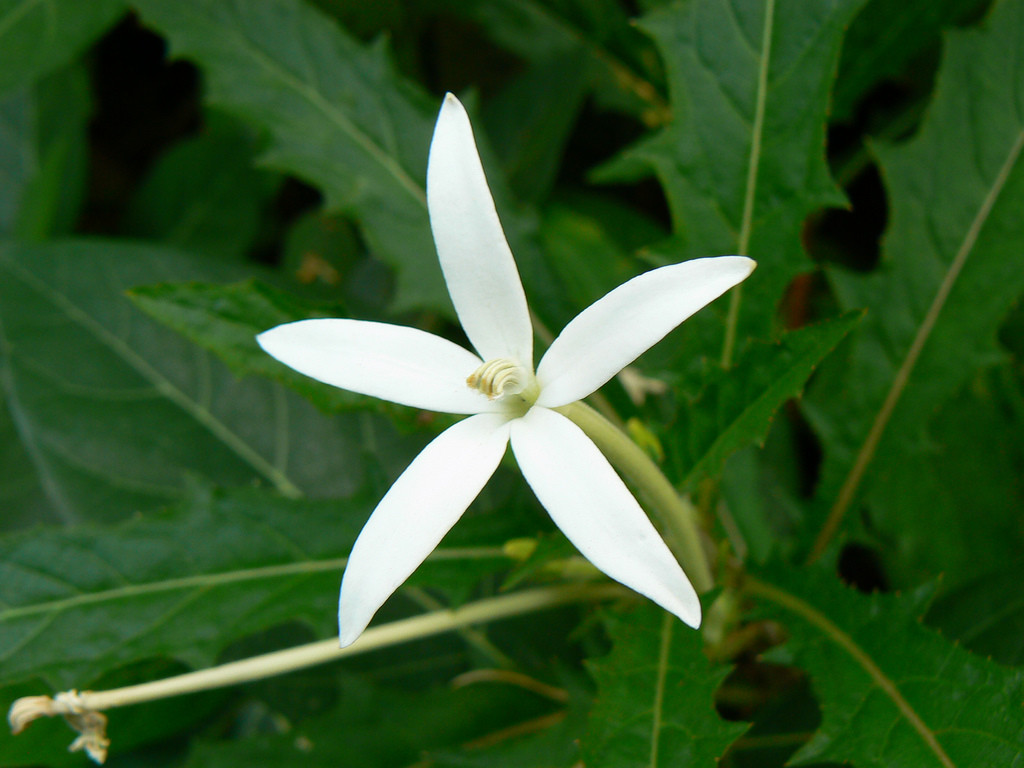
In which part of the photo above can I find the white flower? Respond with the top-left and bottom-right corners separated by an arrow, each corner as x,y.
258,94 -> 755,647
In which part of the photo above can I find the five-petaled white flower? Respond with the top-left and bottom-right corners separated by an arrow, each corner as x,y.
258,94 -> 755,647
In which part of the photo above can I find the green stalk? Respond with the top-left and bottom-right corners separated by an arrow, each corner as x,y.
556,402 -> 713,592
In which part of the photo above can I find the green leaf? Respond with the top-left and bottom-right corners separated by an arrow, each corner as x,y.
0,87 -> 32,234
481,53 -> 589,203
537,200 -> 655,316
122,113 -> 280,261
749,564 -> 1024,767
131,0 -> 448,312
804,0 -> 1024,559
669,313 -> 861,489
860,364 -> 1024,587
926,560 -> 1024,666
0,65 -> 89,239
602,0 -> 866,340
832,0 -> 987,121
0,0 -> 124,97
440,0 -> 667,123
128,279 -> 373,413
0,482 -> 512,690
182,670 -> 580,768
0,387 -> 51,531
0,240 -> 407,522
582,603 -> 745,767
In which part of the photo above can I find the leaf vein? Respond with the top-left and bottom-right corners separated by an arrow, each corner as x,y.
748,576 -> 957,768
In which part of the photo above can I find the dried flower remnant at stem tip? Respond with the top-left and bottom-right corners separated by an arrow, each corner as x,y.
8,691 -> 109,764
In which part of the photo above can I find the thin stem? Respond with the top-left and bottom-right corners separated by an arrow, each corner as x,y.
556,402 -> 713,592
648,612 -> 673,768
404,586 -> 513,668
11,584 -> 624,717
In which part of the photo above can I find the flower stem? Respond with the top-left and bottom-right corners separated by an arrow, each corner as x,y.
556,402 -> 714,592
9,584 -> 624,751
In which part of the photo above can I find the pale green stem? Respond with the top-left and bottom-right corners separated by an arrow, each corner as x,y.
556,402 -> 713,592
404,586 -> 513,668
9,584 -> 623,723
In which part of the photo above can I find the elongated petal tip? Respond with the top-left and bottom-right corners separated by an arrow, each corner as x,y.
427,93 -> 533,364
336,414 -> 512,646
510,408 -> 702,629
537,254 -> 757,407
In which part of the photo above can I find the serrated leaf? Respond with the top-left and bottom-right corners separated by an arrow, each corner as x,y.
605,0 -> 865,341
0,240 -> 408,523
749,564 -> 1024,767
131,0 -> 448,312
128,279 -> 373,413
926,560 -> 1024,666
804,0 -> 1024,559
582,603 -> 745,767
670,313 -> 860,489
0,482 -> 513,690
0,0 -> 125,97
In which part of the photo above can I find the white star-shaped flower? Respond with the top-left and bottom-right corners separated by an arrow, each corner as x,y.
258,94 -> 755,647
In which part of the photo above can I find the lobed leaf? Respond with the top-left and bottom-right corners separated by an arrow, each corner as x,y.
441,0 -> 666,123
804,0 -> 1024,562
670,313 -> 861,489
750,564 -> 1024,767
582,603 -> 745,767
131,0 -> 446,312
926,559 -> 1024,666
604,0 -> 866,342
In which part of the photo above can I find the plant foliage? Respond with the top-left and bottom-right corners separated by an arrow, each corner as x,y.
1,0 -> 1022,766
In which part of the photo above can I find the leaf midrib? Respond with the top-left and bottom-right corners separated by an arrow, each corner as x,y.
0,547 -> 505,623
0,251 -> 303,498
812,126 -> 1024,560
721,0 -> 775,367
748,576 -> 956,768
153,1 -> 427,210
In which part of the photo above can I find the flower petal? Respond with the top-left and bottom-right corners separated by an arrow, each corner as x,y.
257,318 -> 495,414
338,413 -> 512,646
510,407 -> 701,627
536,256 -> 755,407
427,94 -> 533,365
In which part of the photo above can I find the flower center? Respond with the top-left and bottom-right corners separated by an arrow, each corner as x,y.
467,358 -> 539,416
